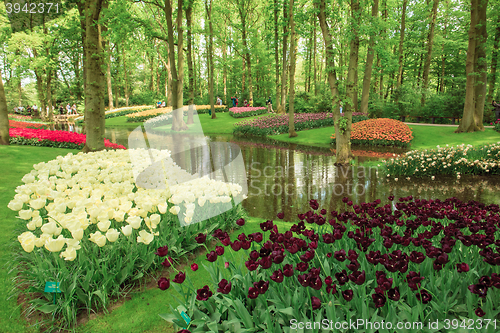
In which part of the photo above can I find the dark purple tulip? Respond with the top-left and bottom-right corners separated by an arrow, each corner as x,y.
253,281 -> 269,294
335,270 -> 349,286
334,249 -> 346,262
298,274 -> 310,287
196,285 -> 213,301
173,271 -> 186,284
327,252 -> 332,258
348,270 -> 366,285
300,249 -> 315,262
250,250 -> 260,261
296,262 -> 309,272
270,269 -> 284,283
217,279 -> 232,294
215,246 -> 224,256
326,284 -> 337,294
456,263 -> 470,273
258,256 -> 273,269
195,233 -> 206,244
231,241 -> 242,251
372,293 -> 386,308
155,245 -> 169,257
491,273 -> 500,288
342,289 -> 354,301
416,290 -> 432,304
475,307 -> 486,317
248,287 -> 259,299
277,212 -> 285,219
325,276 -> 333,286
260,220 -> 273,231
387,287 -> 400,301
177,330 -> 191,333
479,276 -> 492,287
409,251 -> 425,264
236,218 -> 245,226
158,277 -> 170,290
245,260 -> 258,271
310,277 -> 323,290
191,263 -> 198,271
206,251 -> 217,262
283,264 -> 294,277
348,249 -> 359,261
468,284 -> 488,298
161,256 -> 173,268
311,296 -> 321,310
309,199 -> 319,210
346,260 -> 360,272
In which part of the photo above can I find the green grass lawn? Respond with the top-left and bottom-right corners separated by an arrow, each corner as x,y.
271,126 -> 334,148
0,145 -> 79,333
105,116 -> 142,127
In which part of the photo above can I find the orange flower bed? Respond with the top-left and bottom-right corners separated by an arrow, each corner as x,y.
331,118 -> 413,147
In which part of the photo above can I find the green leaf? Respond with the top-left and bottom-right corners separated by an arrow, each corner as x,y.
37,303 -> 58,313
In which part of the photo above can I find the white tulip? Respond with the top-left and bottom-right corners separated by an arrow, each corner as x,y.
158,203 -> 168,214
19,209 -> 33,220
8,199 -> 24,211
121,225 -> 133,236
137,230 -> 154,245
18,231 -> 36,253
45,235 -> 66,252
97,220 -> 111,232
106,228 -> 120,242
169,206 -> 180,215
60,247 -> 77,261
126,216 -> 142,229
41,221 -> 58,235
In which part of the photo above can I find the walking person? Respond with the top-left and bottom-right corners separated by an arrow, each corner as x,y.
231,96 -> 236,107
493,101 -> 500,120
266,96 -> 274,113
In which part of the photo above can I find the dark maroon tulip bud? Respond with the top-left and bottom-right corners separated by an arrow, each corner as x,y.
372,293 -> 386,308
433,261 -> 443,271
248,287 -> 259,299
221,237 -> 231,246
311,296 -> 321,310
406,271 -> 424,291
334,249 -> 346,262
277,212 -> 285,219
348,270 -> 366,285
300,249 -> 315,262
195,233 -> 206,244
155,245 -> 169,257
217,279 -> 232,294
237,233 -> 247,241
253,281 -> 269,294
325,276 -> 333,286
388,195 -> 394,201
342,289 -> 354,301
475,307 -> 486,317
196,285 -> 212,301
215,246 -> 224,256
191,263 -> 198,271
173,271 -> 186,284
241,240 -> 251,250
161,256 -> 173,268
272,252 -> 284,264
342,197 -> 349,203
158,277 -> 170,290
260,220 -> 274,231
270,269 -> 284,283
335,270 -> 349,286
479,276 -> 492,287
348,249 -> 359,261
456,263 -> 469,273
206,251 -> 217,262
320,209 -> 327,215
253,232 -> 263,243
387,287 -> 400,301
250,250 -> 260,261
326,284 -> 337,294
491,273 -> 500,288
245,260 -> 259,271
283,264 -> 294,277
416,290 -> 432,304
298,214 -> 306,220
327,252 -> 332,258
409,251 -> 425,264
236,218 -> 245,226
231,241 -> 242,251
296,262 -> 309,272
346,260 -> 360,272
308,241 -> 318,249
309,199 -> 319,210
177,329 -> 191,333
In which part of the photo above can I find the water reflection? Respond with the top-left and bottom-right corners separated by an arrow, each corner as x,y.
58,125 -> 500,221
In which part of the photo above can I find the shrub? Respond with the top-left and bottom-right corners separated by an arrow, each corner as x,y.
331,118 -> 413,147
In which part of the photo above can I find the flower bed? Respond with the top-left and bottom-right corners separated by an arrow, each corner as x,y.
9,128 -> 126,149
229,107 -> 268,118
159,197 -> 500,331
332,118 -> 413,147
493,120 -> 500,133
9,119 -> 50,129
385,143 -> 500,177
75,105 -> 152,124
9,149 -> 245,328
127,105 -> 228,123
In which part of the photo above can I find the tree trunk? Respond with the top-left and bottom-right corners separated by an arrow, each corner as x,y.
317,0 -> 351,165
186,4 -> 195,108
0,69 -> 9,145
396,0 -> 407,90
278,0 -> 289,114
488,14 -> 500,104
456,0 -> 487,133
473,0 -> 488,128
421,0 -> 440,105
313,18 -> 317,96
165,0 -> 187,131
288,0 -> 297,137
346,0 -> 360,114
274,0 -> 280,106
83,0 -> 106,153
360,0 -> 379,114
205,0 -> 216,119
46,71 -> 53,122
123,48 -> 129,107
101,20 -> 113,110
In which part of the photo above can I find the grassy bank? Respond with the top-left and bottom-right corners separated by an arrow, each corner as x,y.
0,146 -> 79,333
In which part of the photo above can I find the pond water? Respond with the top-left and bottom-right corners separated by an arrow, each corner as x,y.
57,123 -> 500,221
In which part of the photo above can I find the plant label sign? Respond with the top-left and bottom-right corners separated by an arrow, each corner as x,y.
44,281 -> 61,293
180,311 -> 191,328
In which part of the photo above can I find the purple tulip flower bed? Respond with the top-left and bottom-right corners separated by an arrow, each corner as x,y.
229,107 -> 268,118
157,196 -> 500,332
234,112 -> 368,136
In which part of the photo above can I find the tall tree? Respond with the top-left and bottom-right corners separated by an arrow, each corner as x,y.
317,0 -> 351,165
205,0 -> 216,118
288,0 -> 297,138
83,0 -> 107,152
346,0 -> 360,114
0,68 -> 8,145
274,0 -> 280,105
278,0 -> 289,114
421,0 -> 439,105
360,0 -> 379,114
396,0 -> 407,90
456,0 -> 488,133
488,13 -> 500,104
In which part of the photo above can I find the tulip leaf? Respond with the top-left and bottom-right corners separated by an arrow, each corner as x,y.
277,307 -> 294,316
233,298 -> 254,328
158,313 -> 177,322
37,303 -> 57,313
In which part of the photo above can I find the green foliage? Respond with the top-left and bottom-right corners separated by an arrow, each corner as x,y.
75,107 -> 152,124
336,116 -> 348,135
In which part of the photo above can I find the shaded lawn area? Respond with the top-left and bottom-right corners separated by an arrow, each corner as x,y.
0,145 -> 79,333
270,126 -> 334,148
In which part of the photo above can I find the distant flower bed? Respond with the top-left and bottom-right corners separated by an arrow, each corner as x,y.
332,118 -> 413,148
493,120 -> 500,133
9,114 -> 34,121
229,107 -> 268,118
9,128 -> 125,149
126,105 -> 228,123
385,143 -> 500,177
75,105 -> 152,124
9,119 -> 49,129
